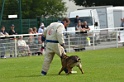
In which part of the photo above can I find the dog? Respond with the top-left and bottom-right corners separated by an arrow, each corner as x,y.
58,53 -> 84,75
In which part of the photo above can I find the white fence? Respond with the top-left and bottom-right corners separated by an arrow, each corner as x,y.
0,27 -> 124,58
64,27 -> 124,52
0,33 -> 43,58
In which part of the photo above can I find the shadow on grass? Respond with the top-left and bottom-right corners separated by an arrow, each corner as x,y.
15,75 -> 41,78
15,74 -> 68,78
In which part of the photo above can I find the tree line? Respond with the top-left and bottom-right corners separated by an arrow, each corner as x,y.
70,0 -> 124,7
0,0 -> 67,19
1,0 -> 124,20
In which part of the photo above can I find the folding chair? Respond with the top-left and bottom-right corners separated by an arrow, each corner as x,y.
17,46 -> 28,57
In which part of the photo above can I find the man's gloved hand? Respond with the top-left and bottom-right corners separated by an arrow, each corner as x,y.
60,43 -> 67,52
60,43 -> 64,47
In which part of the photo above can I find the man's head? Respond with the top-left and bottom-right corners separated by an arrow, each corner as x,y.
76,15 -> 79,18
77,21 -> 82,26
33,27 -> 37,32
18,36 -> 23,40
1,26 -> 5,31
83,21 -> 87,25
11,24 -> 15,29
40,23 -> 45,29
62,17 -> 70,28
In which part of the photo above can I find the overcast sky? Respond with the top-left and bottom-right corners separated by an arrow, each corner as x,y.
63,0 -> 83,16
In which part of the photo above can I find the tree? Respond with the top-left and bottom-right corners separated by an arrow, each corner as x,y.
70,0 -> 124,7
0,0 -> 67,19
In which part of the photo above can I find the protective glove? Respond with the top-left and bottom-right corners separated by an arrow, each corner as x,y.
60,43 -> 67,52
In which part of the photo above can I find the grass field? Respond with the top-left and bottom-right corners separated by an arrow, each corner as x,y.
0,47 -> 124,82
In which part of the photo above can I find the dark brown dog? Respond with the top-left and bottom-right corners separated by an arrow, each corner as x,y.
58,54 -> 84,75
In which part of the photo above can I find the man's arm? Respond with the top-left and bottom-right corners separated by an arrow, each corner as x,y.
9,30 -> 12,35
56,25 -> 65,45
81,25 -> 90,32
85,25 -> 90,31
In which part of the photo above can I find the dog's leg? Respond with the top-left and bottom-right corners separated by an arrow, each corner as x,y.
69,67 -> 73,74
58,67 -> 64,75
66,64 -> 72,74
77,63 -> 84,74
66,67 -> 71,74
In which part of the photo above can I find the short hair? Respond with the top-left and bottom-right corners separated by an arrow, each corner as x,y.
62,17 -> 70,23
76,15 -> 79,18
11,24 -> 15,27
33,27 -> 37,31
1,26 -> 5,30
1,26 -> 5,28
28,28 -> 33,32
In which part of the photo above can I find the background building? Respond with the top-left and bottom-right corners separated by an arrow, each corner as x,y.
63,0 -> 83,16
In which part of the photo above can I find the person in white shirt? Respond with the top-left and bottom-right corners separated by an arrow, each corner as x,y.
18,36 -> 31,55
38,23 -> 45,55
38,23 -> 45,33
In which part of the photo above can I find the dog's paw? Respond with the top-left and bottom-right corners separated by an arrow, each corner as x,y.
82,71 -> 84,74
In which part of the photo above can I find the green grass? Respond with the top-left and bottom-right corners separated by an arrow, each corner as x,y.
0,47 -> 124,82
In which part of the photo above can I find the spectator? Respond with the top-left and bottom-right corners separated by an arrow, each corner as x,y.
74,21 -> 84,49
33,27 -> 39,43
0,26 -> 9,36
38,23 -> 45,44
0,26 -> 9,58
28,28 -> 38,55
80,21 -> 90,50
120,18 -> 124,46
81,21 -> 90,33
33,27 -> 38,34
38,23 -> 45,55
74,15 -> 81,27
8,24 -> 17,57
41,17 -> 70,75
9,24 -> 17,35
28,28 -> 34,43
18,36 -> 31,56
33,27 -> 41,55
38,23 -> 45,33
120,18 -> 124,30
76,21 -> 83,32
75,21 -> 84,35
